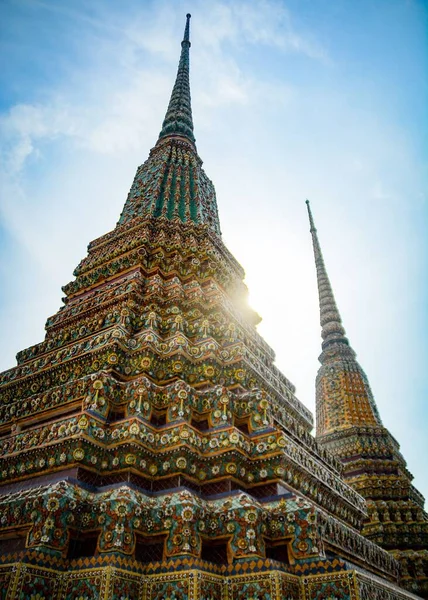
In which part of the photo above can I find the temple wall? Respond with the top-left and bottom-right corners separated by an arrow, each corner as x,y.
0,562 -> 423,600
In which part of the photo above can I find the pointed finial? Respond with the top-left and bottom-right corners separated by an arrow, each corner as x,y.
305,199 -> 316,233
305,200 -> 349,351
158,13 -> 195,144
183,14 -> 191,44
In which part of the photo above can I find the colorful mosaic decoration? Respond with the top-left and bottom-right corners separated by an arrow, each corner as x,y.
0,13 -> 426,600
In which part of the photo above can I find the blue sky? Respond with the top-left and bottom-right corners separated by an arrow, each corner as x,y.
0,0 -> 427,501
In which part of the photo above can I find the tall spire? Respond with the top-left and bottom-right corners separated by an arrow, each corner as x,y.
158,13 -> 195,144
117,14 -> 221,234
305,200 -> 349,351
306,200 -> 383,435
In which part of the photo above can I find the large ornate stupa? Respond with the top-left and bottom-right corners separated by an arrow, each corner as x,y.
0,15 -> 426,600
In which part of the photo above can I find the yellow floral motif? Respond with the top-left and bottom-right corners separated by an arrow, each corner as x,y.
116,504 -> 127,516
140,357 -> 152,369
129,423 -> 139,435
182,507 -> 194,521
78,416 -> 88,429
46,497 -> 60,512
245,510 -> 258,524
125,454 -> 136,465
204,365 -> 215,377
73,448 -> 84,461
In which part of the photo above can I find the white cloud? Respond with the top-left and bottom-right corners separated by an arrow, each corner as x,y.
0,103 -> 73,174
